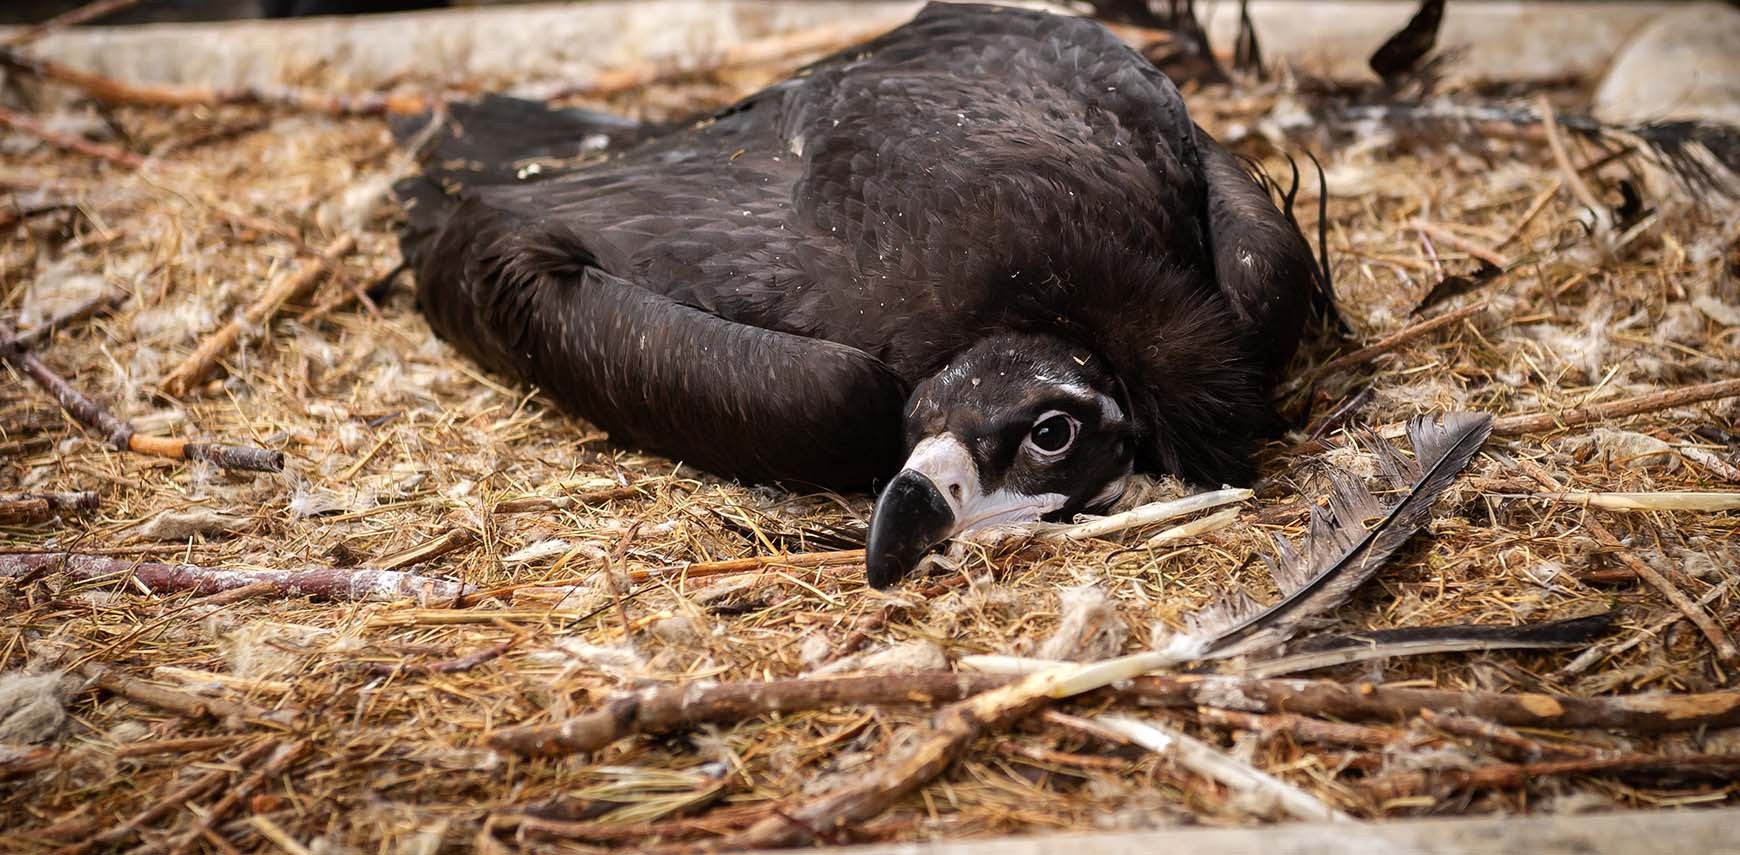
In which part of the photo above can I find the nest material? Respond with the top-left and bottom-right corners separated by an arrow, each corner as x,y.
2,22 -> 1739,854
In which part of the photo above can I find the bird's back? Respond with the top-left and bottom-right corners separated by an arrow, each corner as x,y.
416,3 -> 1223,381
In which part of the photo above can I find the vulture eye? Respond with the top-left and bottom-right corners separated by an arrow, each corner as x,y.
1024,411 -> 1078,457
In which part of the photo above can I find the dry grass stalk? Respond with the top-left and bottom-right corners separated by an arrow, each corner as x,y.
491,484 -> 644,514
1514,456 -> 1739,665
158,234 -> 357,396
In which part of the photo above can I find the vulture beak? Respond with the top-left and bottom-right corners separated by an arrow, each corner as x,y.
865,435 -> 1064,588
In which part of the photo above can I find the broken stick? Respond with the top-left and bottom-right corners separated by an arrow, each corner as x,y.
1366,752 -> 1740,801
1,552 -> 472,602
0,490 -> 97,525
0,104 -> 145,169
159,233 -> 356,396
491,670 -> 1740,759
2,323 -> 282,471
0,48 -> 431,117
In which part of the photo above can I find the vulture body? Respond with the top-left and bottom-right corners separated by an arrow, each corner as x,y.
396,2 -> 1328,586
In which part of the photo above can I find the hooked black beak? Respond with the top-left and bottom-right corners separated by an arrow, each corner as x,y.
865,469 -> 957,589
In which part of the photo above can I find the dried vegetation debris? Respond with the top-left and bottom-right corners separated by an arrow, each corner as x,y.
1,8 -> 1739,854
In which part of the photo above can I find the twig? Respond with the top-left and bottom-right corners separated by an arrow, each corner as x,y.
1492,379 -> 1740,436
111,735 -> 244,758
1298,379 -> 1740,453
1313,300 -> 1489,379
0,48 -> 432,117
158,234 -> 356,396
2,552 -> 473,602
364,636 -> 519,677
1514,457 -> 1738,665
1537,491 -> 1740,512
1419,708 -> 1594,761
80,662 -> 267,722
603,521 -> 643,638
0,105 -> 144,168
4,0 -> 144,47
1366,752 -> 1740,801
1038,488 -> 1252,542
373,527 -> 477,571
2,325 -> 283,471
0,746 -> 58,781
1126,674 -> 1740,733
0,490 -> 97,524
630,549 -> 864,582
1196,706 -> 1406,750
488,672 -> 1008,756
1559,576 -> 1736,676
166,740 -> 309,855
1093,715 -> 1350,822
11,289 -> 127,350
491,669 -> 1740,760
70,741 -> 279,854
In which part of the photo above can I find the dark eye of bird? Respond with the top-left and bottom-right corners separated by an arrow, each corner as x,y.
1026,412 -> 1077,456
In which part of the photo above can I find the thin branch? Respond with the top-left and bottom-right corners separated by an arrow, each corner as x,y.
2,552 -> 473,602
1366,752 -> 1740,801
4,0 -> 144,47
158,234 -> 356,396
0,48 -> 432,117
491,670 -> 1740,758
2,324 -> 283,471
0,104 -> 144,168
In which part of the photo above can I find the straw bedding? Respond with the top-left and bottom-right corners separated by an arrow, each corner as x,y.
2,12 -> 1737,852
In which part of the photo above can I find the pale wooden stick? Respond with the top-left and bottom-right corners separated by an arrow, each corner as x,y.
158,234 -> 356,396
1041,488 -> 1252,542
1093,715 -> 1352,822
1490,378 -> 1740,437
1540,491 -> 1740,512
